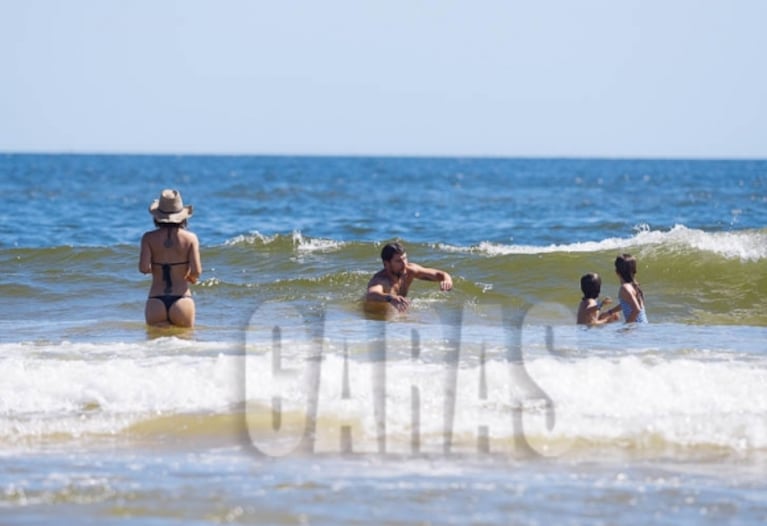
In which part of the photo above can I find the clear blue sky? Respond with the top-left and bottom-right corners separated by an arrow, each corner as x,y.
1,0 -> 766,158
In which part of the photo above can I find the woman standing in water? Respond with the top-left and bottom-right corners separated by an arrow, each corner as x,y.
139,189 -> 201,328
615,253 -> 648,323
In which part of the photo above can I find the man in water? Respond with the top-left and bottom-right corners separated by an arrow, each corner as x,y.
366,242 -> 453,313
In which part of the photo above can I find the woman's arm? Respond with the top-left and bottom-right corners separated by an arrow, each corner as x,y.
138,233 -> 152,274
186,233 -> 202,284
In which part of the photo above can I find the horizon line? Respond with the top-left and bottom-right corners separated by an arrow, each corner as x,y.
1,149 -> 766,163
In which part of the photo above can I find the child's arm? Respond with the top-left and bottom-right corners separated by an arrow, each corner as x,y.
597,298 -> 621,323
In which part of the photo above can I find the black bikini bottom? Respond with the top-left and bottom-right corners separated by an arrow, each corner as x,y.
150,295 -> 188,312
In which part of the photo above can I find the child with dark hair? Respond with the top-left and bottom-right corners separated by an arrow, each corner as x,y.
577,272 -> 621,326
614,253 -> 648,323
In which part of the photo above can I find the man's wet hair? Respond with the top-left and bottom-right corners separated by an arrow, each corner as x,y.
381,242 -> 405,262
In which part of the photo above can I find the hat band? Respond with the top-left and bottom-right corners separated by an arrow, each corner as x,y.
158,207 -> 184,214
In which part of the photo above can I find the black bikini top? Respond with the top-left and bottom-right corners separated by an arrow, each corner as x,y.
152,261 -> 189,294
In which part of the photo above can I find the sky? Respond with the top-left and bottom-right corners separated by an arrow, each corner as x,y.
1,0 -> 766,159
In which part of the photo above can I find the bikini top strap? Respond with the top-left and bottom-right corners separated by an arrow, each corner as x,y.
151,261 -> 190,293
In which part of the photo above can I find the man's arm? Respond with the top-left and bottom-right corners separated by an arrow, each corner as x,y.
366,278 -> 390,302
366,275 -> 409,311
408,262 -> 453,291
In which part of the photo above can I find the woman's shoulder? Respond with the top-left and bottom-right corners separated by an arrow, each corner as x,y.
184,230 -> 200,246
177,228 -> 199,243
141,228 -> 161,241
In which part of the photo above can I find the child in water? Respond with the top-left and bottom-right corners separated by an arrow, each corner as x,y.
614,253 -> 648,323
577,272 -> 621,326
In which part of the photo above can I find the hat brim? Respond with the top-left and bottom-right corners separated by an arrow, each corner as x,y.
149,201 -> 193,223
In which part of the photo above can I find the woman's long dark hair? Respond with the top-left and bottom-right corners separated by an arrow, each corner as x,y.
615,253 -> 644,303
154,219 -> 188,229
154,220 -> 187,249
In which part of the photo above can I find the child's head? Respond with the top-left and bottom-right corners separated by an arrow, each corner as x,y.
580,273 -> 602,300
614,253 -> 638,284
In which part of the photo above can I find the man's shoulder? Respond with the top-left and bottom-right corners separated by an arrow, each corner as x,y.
368,269 -> 390,285
405,261 -> 425,274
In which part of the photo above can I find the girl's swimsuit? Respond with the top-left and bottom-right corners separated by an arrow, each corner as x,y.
619,297 -> 648,323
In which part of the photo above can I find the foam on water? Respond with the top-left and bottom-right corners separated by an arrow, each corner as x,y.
222,230 -> 347,253
243,328 -> 767,457
0,339 -> 244,442
15,330 -> 765,453
439,225 -> 767,261
223,230 -> 279,246
292,231 -> 346,253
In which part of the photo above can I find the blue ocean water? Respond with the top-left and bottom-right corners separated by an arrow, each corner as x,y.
2,154 -> 765,248
1,154 -> 766,525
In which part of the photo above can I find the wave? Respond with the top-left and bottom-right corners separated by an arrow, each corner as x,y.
6,224 -> 765,262
1,225 -> 765,328
0,338 -> 242,444
439,225 -> 767,262
244,347 -> 767,457
3,334 -> 767,459
224,230 -> 347,253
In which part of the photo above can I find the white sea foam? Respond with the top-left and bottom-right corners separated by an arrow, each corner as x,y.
0,339 -> 244,440
291,231 -> 345,253
5,329 -> 766,454
243,337 -> 767,456
223,230 -> 278,246
439,225 -> 767,261
222,230 -> 345,252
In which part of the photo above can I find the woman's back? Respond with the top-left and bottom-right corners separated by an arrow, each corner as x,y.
141,226 -> 200,297
139,189 -> 201,328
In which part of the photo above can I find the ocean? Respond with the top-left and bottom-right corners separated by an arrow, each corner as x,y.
1,153 -> 766,524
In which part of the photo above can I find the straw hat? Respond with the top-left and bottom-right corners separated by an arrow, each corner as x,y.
149,189 -> 193,223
